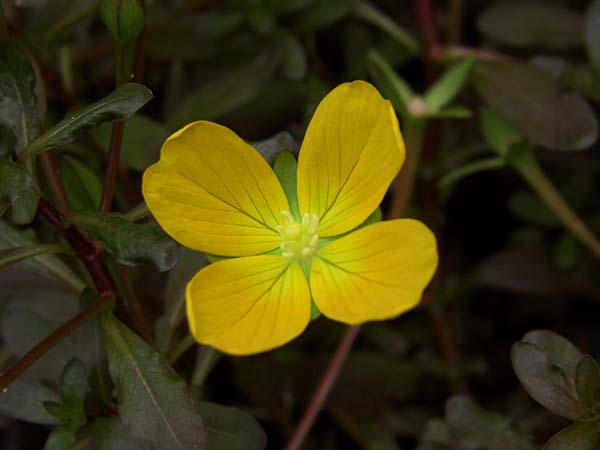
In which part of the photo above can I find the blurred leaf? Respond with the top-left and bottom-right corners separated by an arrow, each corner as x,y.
438,156 -> 505,188
22,83 -> 153,160
472,61 -> 598,151
92,416 -> 141,450
576,356 -> 600,408
68,211 -> 178,271
368,49 -> 414,118
61,156 -> 102,211
543,420 -> 600,450
43,359 -> 88,450
293,0 -> 355,33
195,401 -> 267,450
92,114 -> 168,172
424,58 -> 474,112
168,49 -> 282,130
479,107 -> 522,156
0,36 -> 41,153
445,396 -> 537,450
512,331 -> 586,420
0,244 -> 61,270
509,191 -> 559,227
0,155 -> 39,224
426,106 -> 471,119
585,0 -> 600,73
0,379 -> 60,425
420,418 -> 453,447
553,234 -> 583,270
278,31 -> 307,80
251,131 -> 295,164
478,1 -> 583,50
273,151 -> 300,221
362,323 -> 409,357
101,313 -> 208,450
0,222 -> 84,291
563,65 -> 600,102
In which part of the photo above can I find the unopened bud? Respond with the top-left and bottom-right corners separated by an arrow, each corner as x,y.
100,0 -> 145,44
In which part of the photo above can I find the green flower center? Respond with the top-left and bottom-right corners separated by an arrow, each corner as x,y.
277,210 -> 319,260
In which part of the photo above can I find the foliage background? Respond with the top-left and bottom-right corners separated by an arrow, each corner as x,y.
2,0 -> 600,449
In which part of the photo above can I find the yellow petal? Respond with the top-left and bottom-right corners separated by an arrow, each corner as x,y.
310,220 -> 437,324
186,256 -> 311,355
297,81 -> 405,237
143,121 -> 289,257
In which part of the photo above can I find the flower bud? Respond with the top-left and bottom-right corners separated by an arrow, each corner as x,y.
100,0 -> 145,44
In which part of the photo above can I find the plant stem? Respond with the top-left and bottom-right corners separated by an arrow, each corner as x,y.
0,243 -> 63,268
517,158 -> 600,256
284,325 -> 361,450
116,264 -> 153,344
39,150 -> 70,213
412,0 -> 442,62
438,156 -> 505,187
99,121 -> 124,212
0,294 -> 115,391
388,119 -> 426,219
191,346 -> 220,386
168,334 -> 196,365
447,0 -> 464,45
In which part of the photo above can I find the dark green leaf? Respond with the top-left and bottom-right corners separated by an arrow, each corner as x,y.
553,234 -> 583,270
68,211 -> 178,271
512,339 -> 586,419
479,107 -> 522,156
424,59 -> 474,112
522,330 -> 583,376
543,420 -> 600,450
0,36 -> 41,153
278,31 -> 307,80
92,416 -> 141,450
585,0 -> 600,73
472,61 -> 598,151
478,1 -> 583,50
168,49 -> 282,130
0,379 -> 60,425
22,83 -> 153,160
576,356 -> 600,408
273,151 -> 300,221
195,401 -> 267,450
101,313 -> 208,450
92,114 -> 168,172
509,191 -> 559,227
368,49 -> 414,118
0,156 -> 39,223
61,156 -> 102,211
563,64 -> 600,103
445,396 -> 537,450
293,0 -> 354,33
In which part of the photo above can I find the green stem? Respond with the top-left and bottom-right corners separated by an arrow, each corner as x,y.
168,334 -> 196,365
0,243 -> 63,269
388,119 -> 426,219
191,346 -> 220,386
438,156 -> 505,187
515,153 -> 600,256
115,43 -> 134,86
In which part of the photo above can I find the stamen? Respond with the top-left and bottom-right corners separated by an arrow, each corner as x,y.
278,210 -> 320,260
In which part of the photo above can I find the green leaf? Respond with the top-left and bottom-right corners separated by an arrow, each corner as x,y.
273,151 -> 300,220
0,155 -> 39,223
293,0 -> 355,33
195,401 -> 267,450
427,105 -> 472,119
251,131 -> 295,164
0,379 -> 61,425
61,156 -> 102,211
424,58 -> 474,112
478,1 -> 583,50
91,114 -> 168,172
479,108 -> 523,156
21,83 -> 153,160
512,331 -> 586,420
101,313 -> 208,450
445,396 -> 537,450
278,30 -> 307,80
438,156 -> 505,187
0,36 -> 42,153
585,0 -> 600,73
367,49 -> 414,118
68,211 -> 178,271
553,234 -> 583,270
563,64 -> 600,103
0,244 -> 61,270
576,356 -> 600,408
168,49 -> 282,130
0,221 -> 84,291
43,359 -> 88,450
92,416 -> 141,450
472,61 -> 598,151
543,420 -> 600,450
509,191 -> 559,227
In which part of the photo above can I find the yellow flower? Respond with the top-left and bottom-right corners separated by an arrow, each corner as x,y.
142,81 -> 438,355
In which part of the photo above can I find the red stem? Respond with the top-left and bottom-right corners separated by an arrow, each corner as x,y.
99,121 -> 125,212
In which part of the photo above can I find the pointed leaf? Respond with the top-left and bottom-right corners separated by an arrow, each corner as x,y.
479,107 -> 523,156
22,83 -> 153,160
0,155 -> 39,223
101,313 -> 208,450
92,416 -> 141,450
68,211 -> 178,271
367,49 -> 414,118
424,58 -> 474,112
0,379 -> 60,425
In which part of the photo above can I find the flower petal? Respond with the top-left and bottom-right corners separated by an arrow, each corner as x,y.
186,255 -> 311,355
310,220 -> 437,324
297,81 -> 405,236
143,121 -> 289,257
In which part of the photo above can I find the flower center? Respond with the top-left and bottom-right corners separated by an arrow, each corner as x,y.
277,210 -> 319,260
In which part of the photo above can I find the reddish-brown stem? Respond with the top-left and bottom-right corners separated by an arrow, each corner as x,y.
0,293 -> 115,390
116,264 -> 153,344
412,0 -> 442,63
283,325 -> 361,450
38,151 -> 70,214
99,121 -> 125,212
